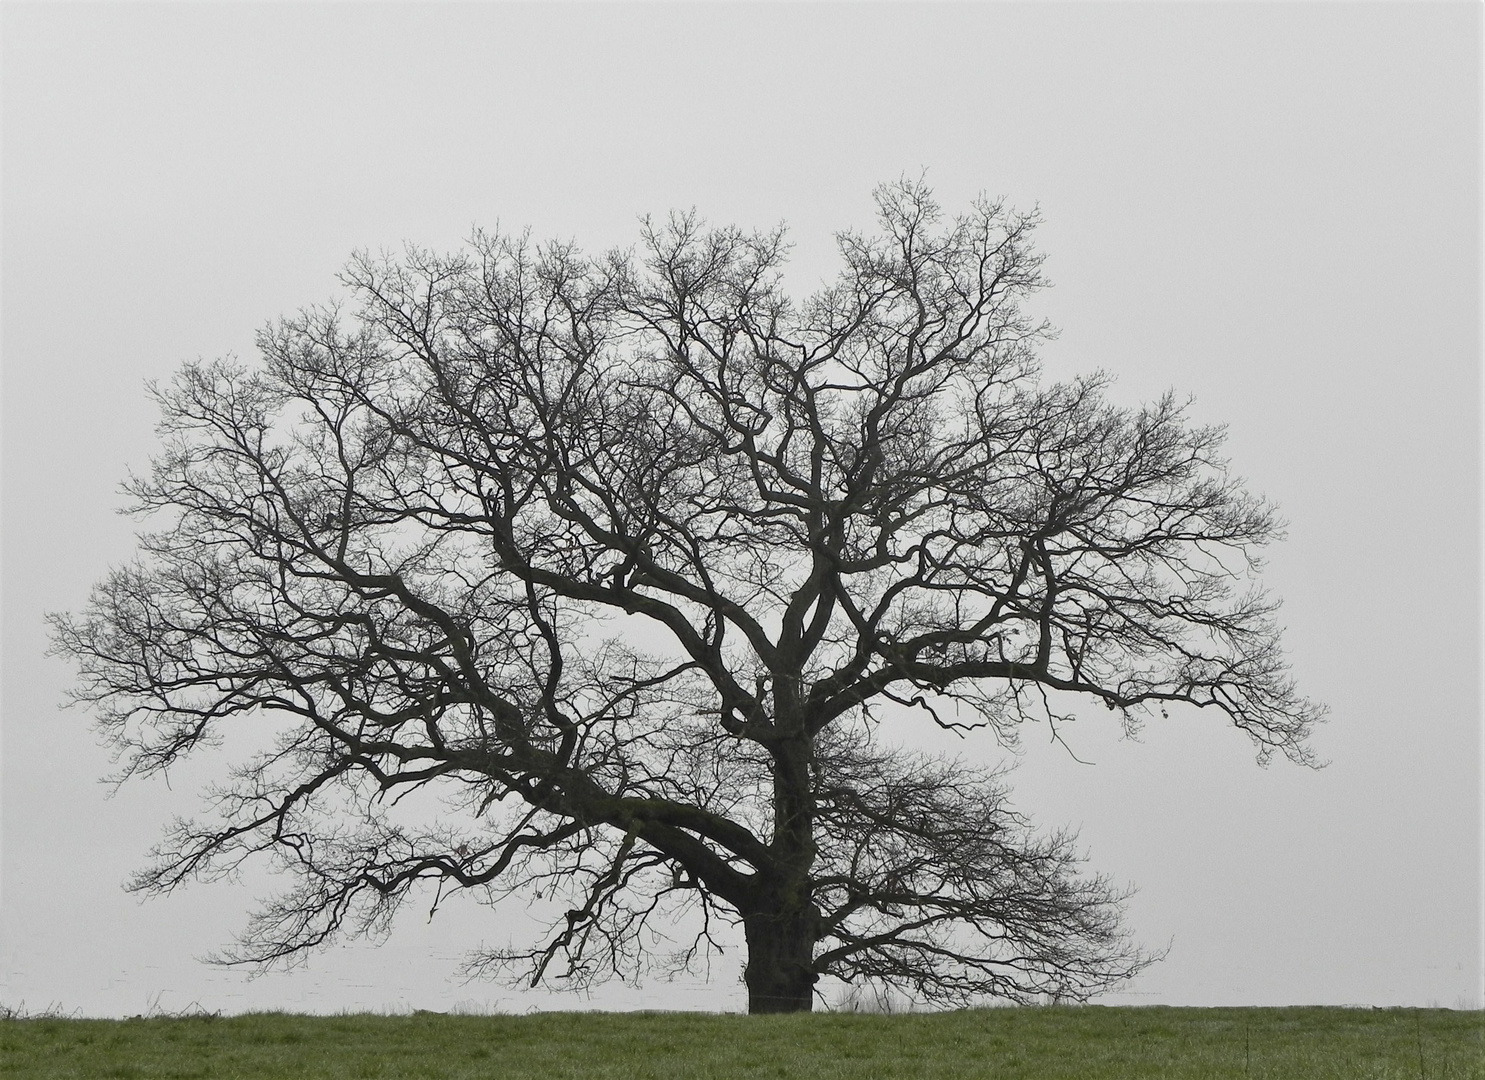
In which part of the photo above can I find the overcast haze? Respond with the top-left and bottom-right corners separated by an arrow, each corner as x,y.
3,3 -> 1480,1016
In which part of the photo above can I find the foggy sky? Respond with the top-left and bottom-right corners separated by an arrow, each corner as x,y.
3,2 -> 1479,1015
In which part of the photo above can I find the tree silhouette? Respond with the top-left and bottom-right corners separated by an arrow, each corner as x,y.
51,180 -> 1322,1013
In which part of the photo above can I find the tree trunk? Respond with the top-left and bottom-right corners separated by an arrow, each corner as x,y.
742,905 -> 819,1013
743,725 -> 819,1013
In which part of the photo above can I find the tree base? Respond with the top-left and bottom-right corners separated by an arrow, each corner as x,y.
742,909 -> 818,1014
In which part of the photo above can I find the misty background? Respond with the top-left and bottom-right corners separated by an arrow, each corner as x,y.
2,3 -> 1479,1016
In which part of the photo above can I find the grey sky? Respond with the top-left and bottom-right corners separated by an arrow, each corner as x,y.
3,3 -> 1479,1016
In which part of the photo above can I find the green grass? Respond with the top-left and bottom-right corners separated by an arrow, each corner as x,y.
1,1006 -> 1480,1079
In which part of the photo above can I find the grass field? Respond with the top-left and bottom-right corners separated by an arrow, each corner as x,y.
1,1005 -> 1480,1079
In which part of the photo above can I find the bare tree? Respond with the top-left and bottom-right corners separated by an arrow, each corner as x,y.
51,180 -> 1322,1013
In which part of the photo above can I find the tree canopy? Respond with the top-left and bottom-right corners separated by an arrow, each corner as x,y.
52,180 -> 1323,1012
